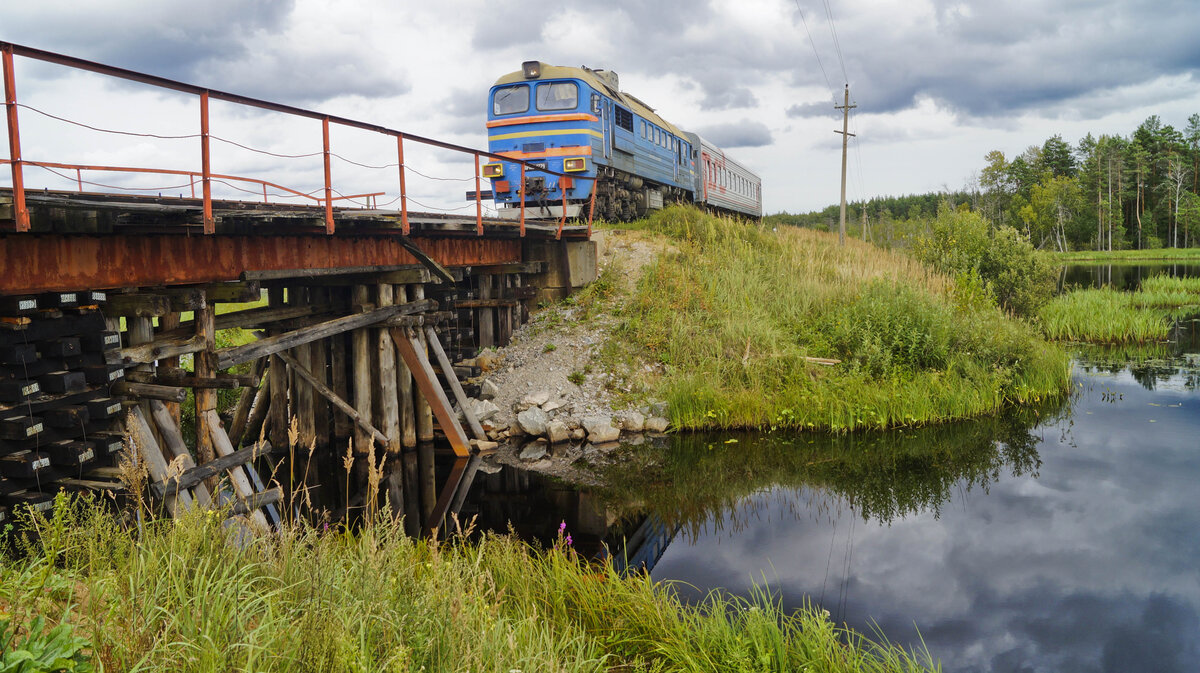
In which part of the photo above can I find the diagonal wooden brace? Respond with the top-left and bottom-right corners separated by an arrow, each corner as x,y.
391,327 -> 470,457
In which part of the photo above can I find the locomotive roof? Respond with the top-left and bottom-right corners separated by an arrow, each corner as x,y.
494,63 -> 686,137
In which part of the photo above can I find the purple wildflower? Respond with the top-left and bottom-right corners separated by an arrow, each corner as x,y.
565,534 -> 573,546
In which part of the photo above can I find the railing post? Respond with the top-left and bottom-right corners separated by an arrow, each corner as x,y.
474,153 -> 483,235
322,116 -> 334,234
3,45 -> 30,232
396,135 -> 410,236
199,90 -> 213,234
519,162 -> 526,237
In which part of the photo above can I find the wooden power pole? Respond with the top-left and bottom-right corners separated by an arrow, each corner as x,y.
835,84 -> 856,246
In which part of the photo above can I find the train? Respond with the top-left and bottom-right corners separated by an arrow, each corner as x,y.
482,61 -> 762,221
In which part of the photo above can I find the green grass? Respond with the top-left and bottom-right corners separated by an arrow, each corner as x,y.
1055,248 -> 1200,262
3,495 -> 941,673
604,206 -> 1070,432
1039,288 -> 1172,343
1038,274 -> 1200,343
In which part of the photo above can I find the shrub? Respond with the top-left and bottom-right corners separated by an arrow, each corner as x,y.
912,205 -> 1055,316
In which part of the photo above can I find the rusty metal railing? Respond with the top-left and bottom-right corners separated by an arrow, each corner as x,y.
0,41 -> 596,237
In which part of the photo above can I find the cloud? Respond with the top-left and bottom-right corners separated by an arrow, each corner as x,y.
695,120 -> 773,148
786,101 -> 835,118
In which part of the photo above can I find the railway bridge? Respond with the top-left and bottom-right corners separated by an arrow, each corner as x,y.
0,42 -> 599,535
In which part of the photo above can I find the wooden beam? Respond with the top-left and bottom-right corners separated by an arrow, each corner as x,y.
396,285 -> 416,449
275,350 -> 389,448
452,298 -> 519,309
266,287 -> 288,452
467,261 -> 547,275
377,284 -> 402,454
205,409 -> 271,531
106,294 -> 171,318
113,381 -> 188,403
156,304 -> 319,340
118,334 -> 206,365
215,300 -> 434,370
148,401 -> 213,507
422,456 -> 469,537
125,370 -> 251,388
228,487 -> 283,517
391,327 -> 470,457
396,238 -> 455,284
151,439 -> 270,497
351,285 -> 374,455
425,325 -> 486,441
243,264 -> 426,281
128,407 -> 194,516
195,303 -> 218,475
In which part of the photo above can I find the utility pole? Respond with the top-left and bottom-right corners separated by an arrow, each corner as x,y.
835,84 -> 856,246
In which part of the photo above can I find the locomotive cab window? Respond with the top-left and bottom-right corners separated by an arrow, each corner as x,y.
536,82 -> 578,111
493,85 -> 529,115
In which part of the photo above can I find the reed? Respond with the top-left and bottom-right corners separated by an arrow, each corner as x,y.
1038,288 -> 1172,343
1,495 -> 941,673
610,206 -> 1070,431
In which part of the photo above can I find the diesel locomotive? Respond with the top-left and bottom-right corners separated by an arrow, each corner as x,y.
483,61 -> 762,221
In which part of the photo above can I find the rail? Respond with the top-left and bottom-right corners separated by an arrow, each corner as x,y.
0,41 -> 596,237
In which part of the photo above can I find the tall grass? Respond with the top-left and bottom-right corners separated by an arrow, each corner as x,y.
1055,248 -> 1200,262
1038,274 -> 1200,343
611,206 -> 1070,431
2,495 -> 941,672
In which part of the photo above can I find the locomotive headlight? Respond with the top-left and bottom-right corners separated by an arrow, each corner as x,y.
482,163 -> 504,178
522,61 -> 541,79
563,157 -> 587,172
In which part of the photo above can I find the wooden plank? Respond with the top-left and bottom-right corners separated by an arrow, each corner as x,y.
275,350 -> 388,448
205,409 -> 271,531
149,400 -> 213,508
157,304 -> 318,340
215,300 -> 433,370
125,370 -> 250,388
128,407 -> 194,516
452,298 -> 519,309
238,373 -> 270,448
377,284 -> 402,454
391,327 -> 470,457
158,311 -> 182,426
425,325 -> 486,442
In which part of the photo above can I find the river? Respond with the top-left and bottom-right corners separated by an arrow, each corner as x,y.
462,264 -> 1200,672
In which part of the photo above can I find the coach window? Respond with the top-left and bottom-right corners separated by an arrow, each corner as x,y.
492,85 -> 529,115
536,81 -> 578,111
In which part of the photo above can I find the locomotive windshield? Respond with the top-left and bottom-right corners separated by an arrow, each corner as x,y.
535,82 -> 578,111
492,85 -> 529,115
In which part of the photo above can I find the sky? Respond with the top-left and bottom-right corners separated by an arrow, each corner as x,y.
4,0 -> 1200,215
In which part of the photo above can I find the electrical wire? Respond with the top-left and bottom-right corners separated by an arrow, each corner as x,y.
822,0 -> 850,85
793,0 -> 836,102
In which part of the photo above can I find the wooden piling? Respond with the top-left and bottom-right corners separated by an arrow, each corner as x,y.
351,285 -> 373,454
396,285 -> 416,448
412,284 -> 433,443
267,287 -> 289,451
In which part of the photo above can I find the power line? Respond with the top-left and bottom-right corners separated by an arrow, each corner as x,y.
793,0 -> 836,102
821,0 -> 849,85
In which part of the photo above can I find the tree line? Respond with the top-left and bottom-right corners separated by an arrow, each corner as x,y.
769,114 -> 1200,252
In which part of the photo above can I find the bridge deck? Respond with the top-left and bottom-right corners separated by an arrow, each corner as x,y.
0,188 -> 589,294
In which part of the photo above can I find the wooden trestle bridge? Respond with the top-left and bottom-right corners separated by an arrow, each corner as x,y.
0,42 -> 598,535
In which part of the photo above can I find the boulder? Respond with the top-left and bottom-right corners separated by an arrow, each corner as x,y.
542,398 -> 565,412
582,414 -> 620,443
470,439 -> 499,452
645,416 -> 670,433
618,410 -> 645,432
479,379 -> 500,400
464,398 -> 500,422
569,427 -> 586,441
546,419 -> 570,444
518,441 -> 548,462
517,407 -> 550,436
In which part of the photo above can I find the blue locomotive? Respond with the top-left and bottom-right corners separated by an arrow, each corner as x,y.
483,61 -> 762,221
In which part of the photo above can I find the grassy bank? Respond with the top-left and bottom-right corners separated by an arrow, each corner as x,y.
605,206 -> 1070,431
1038,275 -> 1200,343
1055,248 -> 1200,263
2,496 -> 939,672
